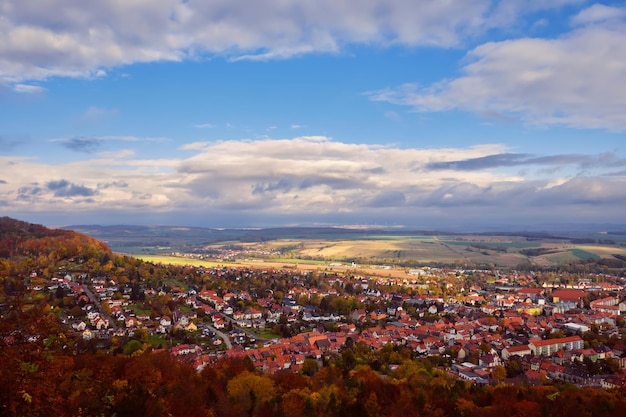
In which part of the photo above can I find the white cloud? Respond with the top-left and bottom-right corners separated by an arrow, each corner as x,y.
3,135 -> 624,226
368,11 -> 626,131
81,106 -> 119,122
179,141 -> 211,151
384,111 -> 401,121
97,149 -> 135,159
571,4 -> 626,26
0,0 -> 582,86
194,123 -> 215,129
13,83 -> 45,93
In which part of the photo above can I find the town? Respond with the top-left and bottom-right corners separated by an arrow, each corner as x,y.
42,257 -> 626,388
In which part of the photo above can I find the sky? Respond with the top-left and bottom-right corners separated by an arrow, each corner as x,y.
1,0 -> 625,231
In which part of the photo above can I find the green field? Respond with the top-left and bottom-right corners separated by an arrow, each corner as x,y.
442,240 -> 540,249
148,334 -> 169,347
126,304 -> 152,316
568,248 -> 601,260
250,329 -> 282,340
104,227 -> 626,269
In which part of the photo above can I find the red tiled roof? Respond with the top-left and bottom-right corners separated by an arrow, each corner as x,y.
518,288 -> 543,295
529,335 -> 582,347
552,289 -> 585,301
506,345 -> 530,353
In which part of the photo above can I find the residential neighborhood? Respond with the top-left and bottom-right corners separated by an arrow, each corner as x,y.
41,261 -> 626,387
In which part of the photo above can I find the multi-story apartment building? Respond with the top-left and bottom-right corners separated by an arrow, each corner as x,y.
528,335 -> 584,356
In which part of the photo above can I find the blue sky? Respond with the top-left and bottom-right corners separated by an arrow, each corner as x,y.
1,0 -> 625,230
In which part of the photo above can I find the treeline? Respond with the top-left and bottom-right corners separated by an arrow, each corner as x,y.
519,248 -> 560,257
3,325 -> 626,417
469,244 -> 508,253
570,238 -> 617,245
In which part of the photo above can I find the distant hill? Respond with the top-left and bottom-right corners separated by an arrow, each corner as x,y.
63,223 -> 626,248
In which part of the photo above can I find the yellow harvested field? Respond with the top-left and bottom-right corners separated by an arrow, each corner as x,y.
136,255 -> 226,268
297,238 -> 459,261
575,245 -> 626,257
134,254 -> 415,279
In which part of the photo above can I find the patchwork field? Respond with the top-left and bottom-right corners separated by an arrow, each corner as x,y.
70,225 -> 626,269
138,235 -> 626,269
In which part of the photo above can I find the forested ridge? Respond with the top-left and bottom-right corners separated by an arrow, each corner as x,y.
1,217 -> 626,416
0,216 -> 110,273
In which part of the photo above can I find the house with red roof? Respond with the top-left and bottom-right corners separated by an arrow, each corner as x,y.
590,297 -> 621,315
501,344 -> 532,361
552,289 -> 585,303
529,335 -> 583,356
517,288 -> 544,302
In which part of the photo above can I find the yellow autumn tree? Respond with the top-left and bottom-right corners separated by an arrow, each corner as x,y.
226,371 -> 276,416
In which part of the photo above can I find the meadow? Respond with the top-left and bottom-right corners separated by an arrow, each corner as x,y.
133,232 -> 626,270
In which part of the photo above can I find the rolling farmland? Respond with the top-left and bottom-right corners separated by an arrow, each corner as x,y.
68,225 -> 626,270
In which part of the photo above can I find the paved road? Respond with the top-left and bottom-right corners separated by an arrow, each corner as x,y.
205,324 -> 233,350
219,314 -> 272,344
81,282 -> 259,350
81,284 -> 115,324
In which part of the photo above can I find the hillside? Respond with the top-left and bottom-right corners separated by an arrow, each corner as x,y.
0,216 -> 111,259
